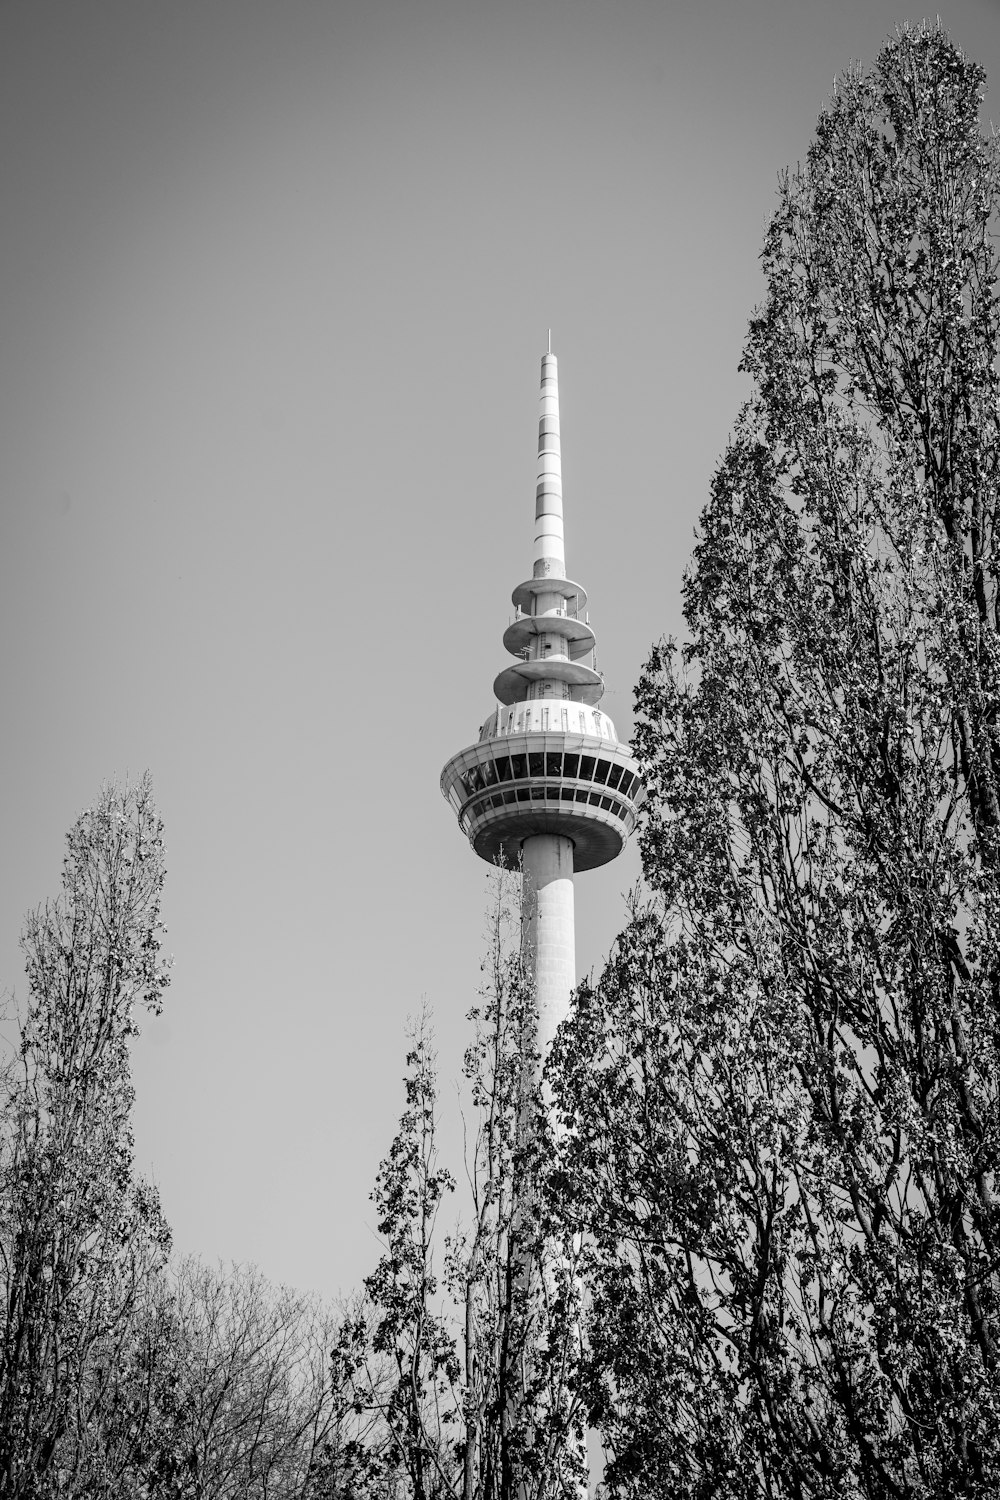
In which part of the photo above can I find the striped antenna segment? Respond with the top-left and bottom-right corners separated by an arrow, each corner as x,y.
533,350 -> 565,579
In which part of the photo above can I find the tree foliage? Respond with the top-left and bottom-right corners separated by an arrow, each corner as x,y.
156,1257 -> 344,1500
0,775 -> 173,1497
551,24 -> 1000,1499
0,781 -> 350,1499
336,869 -> 586,1500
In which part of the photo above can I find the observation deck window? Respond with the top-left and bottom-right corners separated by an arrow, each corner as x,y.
453,750 -> 641,818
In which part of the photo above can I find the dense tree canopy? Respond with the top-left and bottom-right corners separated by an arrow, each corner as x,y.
551,23 -> 1000,1499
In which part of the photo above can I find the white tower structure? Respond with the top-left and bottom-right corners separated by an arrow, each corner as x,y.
441,345 -> 643,1078
441,346 -> 643,1488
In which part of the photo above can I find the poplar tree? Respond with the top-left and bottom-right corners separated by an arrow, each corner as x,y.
551,24 -> 1000,1499
0,776 -> 172,1496
0,785 -> 352,1498
335,871 -> 586,1500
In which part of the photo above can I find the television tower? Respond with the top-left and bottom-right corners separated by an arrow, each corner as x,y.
440,345 -> 642,1487
440,343 -> 643,1085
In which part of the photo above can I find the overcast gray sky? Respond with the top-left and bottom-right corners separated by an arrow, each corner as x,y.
2,0 -> 999,1301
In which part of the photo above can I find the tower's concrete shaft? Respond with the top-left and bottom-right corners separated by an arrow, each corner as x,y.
521,833 -> 575,1076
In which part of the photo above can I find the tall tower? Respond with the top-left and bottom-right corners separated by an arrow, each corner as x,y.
441,346 -> 642,1490
440,345 -> 643,1076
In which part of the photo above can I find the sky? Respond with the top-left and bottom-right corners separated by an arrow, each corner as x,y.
1,0 -> 999,1303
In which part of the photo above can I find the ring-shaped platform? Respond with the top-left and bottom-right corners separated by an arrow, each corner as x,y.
493,658 -> 603,707
502,614 -> 595,660
441,732 -> 644,873
510,576 -> 589,614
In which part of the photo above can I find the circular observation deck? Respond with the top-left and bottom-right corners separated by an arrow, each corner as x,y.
502,613 -> 595,661
493,656 -> 604,707
511,576 -> 588,614
441,731 -> 644,873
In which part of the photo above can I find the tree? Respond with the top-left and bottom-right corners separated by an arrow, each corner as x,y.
451,870 -> 587,1500
154,1257 -> 344,1500
550,24 -> 1000,1499
0,775 -> 173,1497
335,868 -> 586,1500
0,782 -> 357,1500
333,1005 -> 462,1500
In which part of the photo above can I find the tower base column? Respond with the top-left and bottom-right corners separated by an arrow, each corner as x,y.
521,834 -> 575,1071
